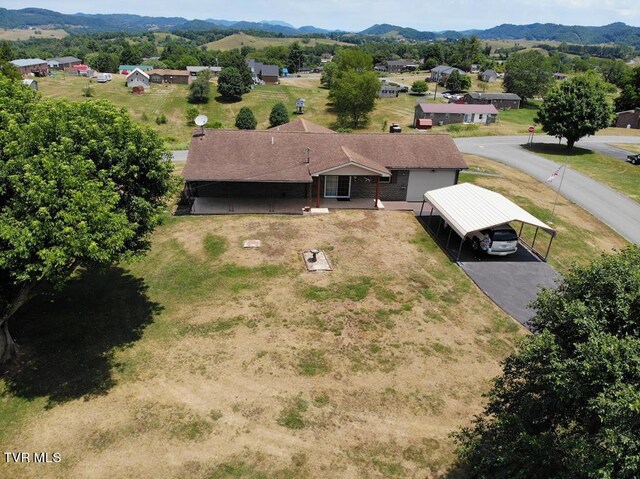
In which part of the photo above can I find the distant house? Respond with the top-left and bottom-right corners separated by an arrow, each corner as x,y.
148,69 -> 190,84
69,64 -> 91,76
321,53 -> 333,63
374,64 -> 388,72
463,92 -> 521,110
187,66 -> 222,78
47,56 -> 81,70
126,68 -> 150,90
414,103 -> 499,126
553,73 -> 569,81
615,108 -> 640,129
22,79 -> 38,90
429,65 -> 466,84
10,58 -> 48,76
379,85 -> 400,98
119,65 -> 153,74
246,59 -> 280,84
470,64 -> 480,74
260,64 -> 279,84
481,69 -> 499,83
385,59 -> 420,73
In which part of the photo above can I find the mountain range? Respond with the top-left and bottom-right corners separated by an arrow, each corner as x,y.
1,8 -> 639,48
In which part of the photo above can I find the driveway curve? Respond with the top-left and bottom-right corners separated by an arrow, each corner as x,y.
454,135 -> 640,245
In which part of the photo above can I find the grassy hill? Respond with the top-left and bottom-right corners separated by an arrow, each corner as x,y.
203,32 -> 351,51
0,28 -> 68,41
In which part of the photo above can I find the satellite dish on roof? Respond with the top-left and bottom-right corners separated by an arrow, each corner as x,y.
194,115 -> 208,126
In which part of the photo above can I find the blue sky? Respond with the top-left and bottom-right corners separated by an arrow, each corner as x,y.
3,0 -> 639,31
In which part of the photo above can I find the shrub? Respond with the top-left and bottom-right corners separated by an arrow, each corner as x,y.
155,114 -> 167,125
185,106 -> 199,125
235,107 -> 257,130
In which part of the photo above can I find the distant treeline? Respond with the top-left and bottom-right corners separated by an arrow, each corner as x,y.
535,42 -> 636,61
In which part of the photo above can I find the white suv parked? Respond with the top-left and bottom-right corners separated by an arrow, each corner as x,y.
470,225 -> 518,256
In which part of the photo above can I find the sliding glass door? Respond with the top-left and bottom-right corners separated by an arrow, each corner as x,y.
324,176 -> 351,198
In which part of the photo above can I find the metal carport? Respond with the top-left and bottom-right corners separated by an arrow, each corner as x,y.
420,183 -> 557,261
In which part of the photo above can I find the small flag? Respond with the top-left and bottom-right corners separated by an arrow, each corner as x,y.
547,166 -> 563,183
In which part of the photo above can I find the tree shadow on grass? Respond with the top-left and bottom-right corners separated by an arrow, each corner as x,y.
2,267 -> 162,406
524,143 -> 592,156
214,95 -> 242,104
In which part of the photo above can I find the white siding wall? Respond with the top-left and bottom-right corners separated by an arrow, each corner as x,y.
406,169 -> 458,201
127,72 -> 149,89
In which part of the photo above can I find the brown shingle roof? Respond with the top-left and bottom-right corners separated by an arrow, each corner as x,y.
148,69 -> 190,76
270,118 -> 335,134
184,122 -> 467,183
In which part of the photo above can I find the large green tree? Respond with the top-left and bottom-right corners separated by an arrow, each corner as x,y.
85,52 -> 120,74
455,246 -> 640,478
614,66 -> 640,112
504,50 -> 554,102
217,67 -> 250,100
411,80 -> 428,94
535,75 -> 614,149
330,69 -> 380,128
287,42 -> 303,73
0,75 -> 173,363
320,61 -> 338,89
187,70 -> 212,104
329,50 -> 379,128
445,70 -> 471,92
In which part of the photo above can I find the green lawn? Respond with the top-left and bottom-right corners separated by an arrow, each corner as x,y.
0,209 -> 523,479
524,143 -> 640,203
35,75 -> 629,149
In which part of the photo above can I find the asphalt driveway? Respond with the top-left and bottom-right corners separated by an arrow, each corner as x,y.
418,215 -> 559,326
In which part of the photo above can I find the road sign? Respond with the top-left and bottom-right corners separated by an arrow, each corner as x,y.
528,126 -> 535,133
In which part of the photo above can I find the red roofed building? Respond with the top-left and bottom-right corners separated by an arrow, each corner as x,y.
414,103 -> 499,127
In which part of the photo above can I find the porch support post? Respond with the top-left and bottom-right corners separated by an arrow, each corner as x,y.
374,176 -> 380,209
316,176 -> 321,208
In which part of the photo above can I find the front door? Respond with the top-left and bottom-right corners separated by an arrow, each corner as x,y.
324,175 -> 351,198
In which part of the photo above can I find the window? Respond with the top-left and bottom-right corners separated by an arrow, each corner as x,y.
479,114 -> 484,120
380,175 -> 391,183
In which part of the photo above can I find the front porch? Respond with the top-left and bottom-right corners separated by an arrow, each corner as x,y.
190,196 -> 381,215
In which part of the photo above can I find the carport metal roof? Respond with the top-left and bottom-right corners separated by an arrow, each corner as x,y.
423,183 -> 555,238
422,183 -> 557,261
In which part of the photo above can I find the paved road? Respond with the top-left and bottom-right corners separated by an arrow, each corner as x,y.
454,135 -> 640,244
586,142 -> 636,162
172,150 -> 188,162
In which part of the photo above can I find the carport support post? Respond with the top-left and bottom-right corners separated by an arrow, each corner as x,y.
427,207 -> 434,228
531,226 -> 539,249
544,234 -> 555,261
316,176 -> 321,207
419,199 -> 425,217
456,235 -> 464,261
519,222 -> 524,238
446,228 -> 452,249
